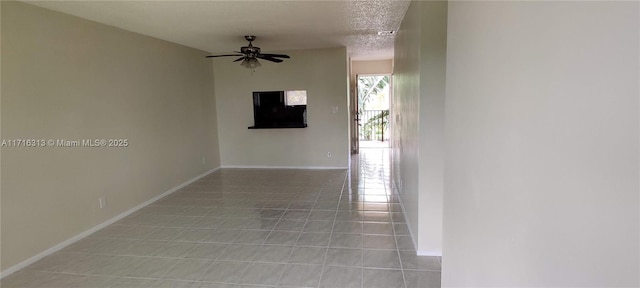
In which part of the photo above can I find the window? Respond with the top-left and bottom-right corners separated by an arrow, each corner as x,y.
285,90 -> 307,106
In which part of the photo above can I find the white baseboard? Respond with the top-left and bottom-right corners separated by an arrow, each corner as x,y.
392,179 -> 442,257
417,250 -> 442,257
392,179 -> 419,250
221,165 -> 348,170
0,166 -> 220,279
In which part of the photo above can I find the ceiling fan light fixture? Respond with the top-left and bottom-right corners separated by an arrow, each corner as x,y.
241,58 -> 261,69
206,36 -> 289,69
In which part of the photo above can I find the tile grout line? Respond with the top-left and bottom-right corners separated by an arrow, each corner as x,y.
173,189 -> 237,285
272,181 -> 325,287
380,148 -> 409,288
153,180 -> 233,285
315,170 -> 349,288
388,174 -> 409,288
191,181 -> 279,285
361,156 -> 365,288
229,197 -> 290,286
8,168 -> 411,287
358,157 -> 369,288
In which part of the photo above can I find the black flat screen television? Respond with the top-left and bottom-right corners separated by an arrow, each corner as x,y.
249,91 -> 307,129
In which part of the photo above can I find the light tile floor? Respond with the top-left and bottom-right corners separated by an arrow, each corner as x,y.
2,148 -> 440,288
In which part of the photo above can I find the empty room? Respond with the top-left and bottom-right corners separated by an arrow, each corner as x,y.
1,1 -> 638,288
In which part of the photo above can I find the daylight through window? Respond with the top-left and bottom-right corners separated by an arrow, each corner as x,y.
285,90 -> 307,106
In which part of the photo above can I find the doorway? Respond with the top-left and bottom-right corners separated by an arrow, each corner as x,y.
355,74 -> 391,150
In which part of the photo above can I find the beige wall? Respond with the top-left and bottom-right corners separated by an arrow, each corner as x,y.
392,1 -> 447,255
1,1 -> 220,272
443,1 -> 639,286
351,59 -> 393,78
214,47 -> 349,168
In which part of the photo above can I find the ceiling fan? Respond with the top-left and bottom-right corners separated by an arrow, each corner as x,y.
206,35 -> 290,69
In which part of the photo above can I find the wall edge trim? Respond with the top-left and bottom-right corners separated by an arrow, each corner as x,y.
393,179 -> 420,252
416,250 -> 442,257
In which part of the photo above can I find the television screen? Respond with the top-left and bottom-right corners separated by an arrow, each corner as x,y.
250,91 -> 307,129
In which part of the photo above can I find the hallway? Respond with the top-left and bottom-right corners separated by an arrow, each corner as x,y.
2,148 -> 440,288
348,147 -> 441,287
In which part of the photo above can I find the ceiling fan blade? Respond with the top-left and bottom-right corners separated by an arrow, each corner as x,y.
233,56 -> 245,62
205,54 -> 244,58
259,53 -> 290,59
256,55 -> 284,63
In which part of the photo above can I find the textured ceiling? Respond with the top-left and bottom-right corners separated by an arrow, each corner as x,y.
26,0 -> 410,60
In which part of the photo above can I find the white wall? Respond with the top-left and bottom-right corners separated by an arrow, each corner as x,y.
417,1 -> 447,255
1,1 -> 220,272
393,1 -> 421,253
392,1 -> 447,255
443,1 -> 639,286
214,48 -> 349,169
